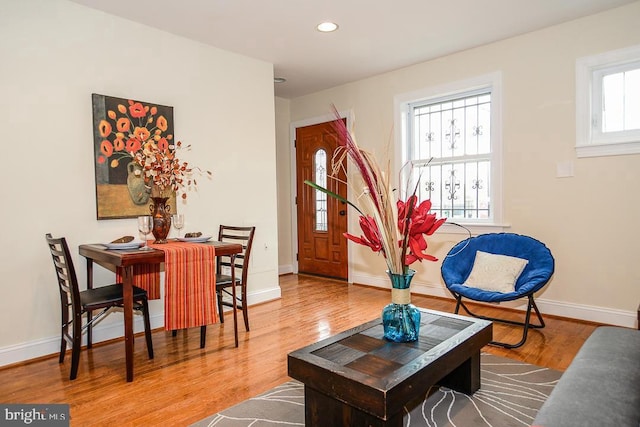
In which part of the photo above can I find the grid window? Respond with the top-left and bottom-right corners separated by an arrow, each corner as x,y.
408,91 -> 493,222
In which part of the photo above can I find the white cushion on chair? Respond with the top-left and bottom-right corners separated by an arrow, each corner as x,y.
463,251 -> 529,293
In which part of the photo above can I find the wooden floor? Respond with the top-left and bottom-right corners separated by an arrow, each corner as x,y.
0,274 -> 601,426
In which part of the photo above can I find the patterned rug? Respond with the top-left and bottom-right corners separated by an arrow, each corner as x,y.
191,353 -> 561,427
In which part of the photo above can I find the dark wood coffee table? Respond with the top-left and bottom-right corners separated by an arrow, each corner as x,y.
288,308 -> 492,426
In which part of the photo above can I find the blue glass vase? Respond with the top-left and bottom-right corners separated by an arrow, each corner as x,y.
382,269 -> 421,342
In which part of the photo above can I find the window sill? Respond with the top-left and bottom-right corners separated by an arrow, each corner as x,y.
576,141 -> 640,158
440,221 -> 510,235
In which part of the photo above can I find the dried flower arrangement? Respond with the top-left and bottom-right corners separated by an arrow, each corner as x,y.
96,99 -> 211,200
306,106 -> 445,275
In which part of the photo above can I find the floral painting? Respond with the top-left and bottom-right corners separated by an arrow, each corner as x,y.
92,94 -> 177,219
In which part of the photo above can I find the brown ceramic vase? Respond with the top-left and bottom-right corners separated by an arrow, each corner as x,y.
150,197 -> 171,243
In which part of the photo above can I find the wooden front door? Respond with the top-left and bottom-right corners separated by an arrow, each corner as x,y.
296,121 -> 348,280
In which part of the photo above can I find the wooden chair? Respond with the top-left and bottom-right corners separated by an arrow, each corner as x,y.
45,233 -> 154,380
441,232 -> 555,348
200,225 -> 255,348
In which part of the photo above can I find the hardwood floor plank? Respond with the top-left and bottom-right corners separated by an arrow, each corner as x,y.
0,274 -> 601,426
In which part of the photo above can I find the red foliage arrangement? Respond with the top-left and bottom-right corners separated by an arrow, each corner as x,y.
306,106 -> 445,274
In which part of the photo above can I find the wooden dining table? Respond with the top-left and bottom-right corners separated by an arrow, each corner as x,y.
79,240 -> 243,382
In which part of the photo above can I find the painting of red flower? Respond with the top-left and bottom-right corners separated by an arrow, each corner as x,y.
92,93 -> 176,219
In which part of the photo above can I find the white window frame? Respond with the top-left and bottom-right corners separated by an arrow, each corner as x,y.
576,44 -> 640,158
394,71 -> 507,234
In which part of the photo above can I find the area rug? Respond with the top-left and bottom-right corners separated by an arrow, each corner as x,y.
191,353 -> 560,427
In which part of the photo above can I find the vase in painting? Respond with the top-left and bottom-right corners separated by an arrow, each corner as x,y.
126,162 -> 151,205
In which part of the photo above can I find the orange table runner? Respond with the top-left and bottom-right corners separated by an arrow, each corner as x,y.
117,263 -> 162,300
116,241 -> 217,330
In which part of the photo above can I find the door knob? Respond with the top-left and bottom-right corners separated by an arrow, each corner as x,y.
339,210 -> 346,216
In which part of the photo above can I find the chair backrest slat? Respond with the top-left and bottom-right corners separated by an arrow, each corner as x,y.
46,233 -> 82,317
216,225 -> 256,285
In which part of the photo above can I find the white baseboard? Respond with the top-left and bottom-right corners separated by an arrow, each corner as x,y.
279,264 -> 293,275
0,313 -> 164,369
534,298 -> 637,328
0,285 -> 282,368
247,285 -> 282,305
350,272 -> 638,329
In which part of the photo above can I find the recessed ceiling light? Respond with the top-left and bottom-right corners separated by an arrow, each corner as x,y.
316,22 -> 338,32
274,77 -> 287,83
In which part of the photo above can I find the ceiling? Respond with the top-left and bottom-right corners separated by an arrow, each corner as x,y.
69,0 -> 634,99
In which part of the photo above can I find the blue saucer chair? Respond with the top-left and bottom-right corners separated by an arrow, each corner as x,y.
441,233 -> 555,348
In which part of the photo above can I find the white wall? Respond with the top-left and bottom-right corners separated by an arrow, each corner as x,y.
275,97 -> 293,275
277,2 -> 640,327
0,0 -> 280,366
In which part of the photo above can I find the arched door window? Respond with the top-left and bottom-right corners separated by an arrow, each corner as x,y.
314,149 -> 327,231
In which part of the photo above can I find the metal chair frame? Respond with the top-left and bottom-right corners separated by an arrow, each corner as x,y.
441,232 -> 554,349
452,293 -> 546,349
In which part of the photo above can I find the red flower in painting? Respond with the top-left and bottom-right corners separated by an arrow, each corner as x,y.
125,138 -> 141,154
157,137 -> 169,151
157,115 -> 168,132
128,100 -> 146,118
98,120 -> 112,137
116,117 -> 130,132
133,126 -> 150,142
113,137 -> 125,151
100,140 -> 113,157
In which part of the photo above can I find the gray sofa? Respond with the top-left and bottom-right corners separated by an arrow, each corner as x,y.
533,326 -> 640,427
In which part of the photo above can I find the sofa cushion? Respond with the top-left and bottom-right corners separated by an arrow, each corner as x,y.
533,326 -> 640,427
